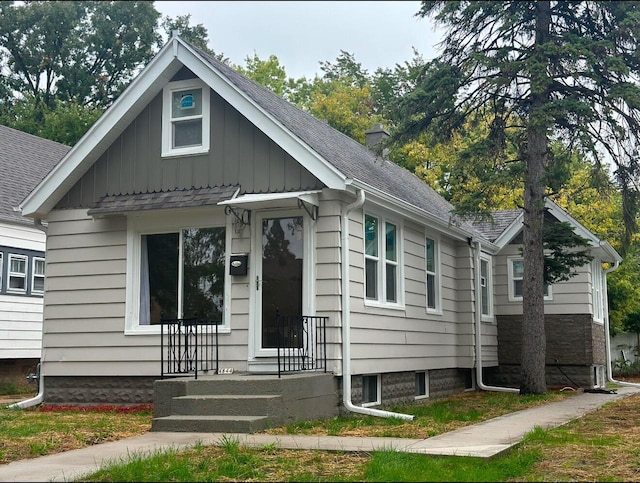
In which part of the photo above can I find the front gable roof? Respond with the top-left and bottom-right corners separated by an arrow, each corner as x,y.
20,35 -> 484,242
0,125 -> 69,227
473,199 -> 622,263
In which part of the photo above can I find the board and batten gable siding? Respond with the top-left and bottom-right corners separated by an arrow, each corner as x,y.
494,243 -> 593,316
55,87 -> 323,210
346,209 -> 480,375
0,221 -> 46,359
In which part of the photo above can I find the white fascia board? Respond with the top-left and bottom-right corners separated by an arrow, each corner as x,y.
175,40 -> 346,191
20,40 -> 183,219
598,241 -> 623,264
348,179 -> 498,250
492,211 -> 524,248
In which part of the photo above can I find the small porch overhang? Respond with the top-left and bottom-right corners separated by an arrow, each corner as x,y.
218,190 -> 321,220
87,185 -> 240,218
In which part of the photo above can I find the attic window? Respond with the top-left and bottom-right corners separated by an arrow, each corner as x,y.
162,79 -> 210,157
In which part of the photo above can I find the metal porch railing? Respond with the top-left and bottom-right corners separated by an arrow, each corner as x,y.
160,318 -> 219,379
276,313 -> 328,378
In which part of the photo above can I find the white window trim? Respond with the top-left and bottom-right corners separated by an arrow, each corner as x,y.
507,256 -> 552,302
7,254 -> 28,294
425,234 -> 442,315
125,210 -> 231,335
592,259 -> 604,324
480,254 -> 494,321
363,212 -> 404,310
0,252 -> 3,291
162,78 -> 210,158
361,374 -> 381,407
415,371 -> 430,400
31,257 -> 45,295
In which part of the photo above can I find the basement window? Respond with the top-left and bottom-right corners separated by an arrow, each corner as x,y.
415,371 -> 429,399
162,78 -> 210,157
362,374 -> 381,407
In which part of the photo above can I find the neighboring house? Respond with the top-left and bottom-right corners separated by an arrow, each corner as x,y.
19,34 -> 620,412
0,125 -> 70,387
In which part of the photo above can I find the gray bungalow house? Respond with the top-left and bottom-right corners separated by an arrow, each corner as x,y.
19,34 -> 620,429
0,125 -> 69,387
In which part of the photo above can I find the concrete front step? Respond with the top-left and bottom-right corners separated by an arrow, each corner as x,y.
152,414 -> 270,433
171,394 -> 282,416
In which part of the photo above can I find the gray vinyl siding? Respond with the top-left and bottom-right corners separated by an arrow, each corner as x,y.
346,208 -> 479,376
494,243 -> 593,316
56,89 -> 323,210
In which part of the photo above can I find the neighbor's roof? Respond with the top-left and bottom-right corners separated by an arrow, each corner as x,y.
0,125 -> 70,226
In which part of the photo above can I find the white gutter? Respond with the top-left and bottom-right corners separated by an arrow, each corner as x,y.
341,189 -> 414,420
472,240 -> 518,393
8,363 -> 44,409
603,261 -> 640,388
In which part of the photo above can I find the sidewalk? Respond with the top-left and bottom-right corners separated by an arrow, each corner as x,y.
1,386 -> 638,482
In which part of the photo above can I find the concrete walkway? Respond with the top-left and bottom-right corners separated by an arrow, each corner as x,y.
1,386 -> 639,482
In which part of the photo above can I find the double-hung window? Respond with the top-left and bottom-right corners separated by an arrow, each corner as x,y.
8,254 -> 27,293
592,260 -> 604,323
508,257 -> 551,301
32,257 -> 45,294
162,79 -> 210,157
480,256 -> 493,319
364,213 -> 401,305
426,237 -> 440,312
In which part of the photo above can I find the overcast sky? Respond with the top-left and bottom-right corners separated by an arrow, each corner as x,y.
154,1 -> 444,79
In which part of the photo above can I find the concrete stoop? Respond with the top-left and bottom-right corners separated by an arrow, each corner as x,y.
152,372 -> 339,433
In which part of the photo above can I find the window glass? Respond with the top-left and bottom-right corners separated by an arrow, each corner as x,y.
385,264 -> 397,302
426,238 -> 438,310
510,258 -> 549,299
8,255 -> 27,292
362,375 -> 379,404
364,215 -> 378,257
385,223 -> 396,262
141,228 -> 226,325
173,119 -> 202,148
144,233 -> 179,323
481,259 -> 489,315
33,258 -> 45,293
365,258 -> 377,300
172,88 -> 202,118
415,372 -> 428,397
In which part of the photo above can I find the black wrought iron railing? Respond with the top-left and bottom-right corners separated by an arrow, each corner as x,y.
160,318 -> 219,379
276,313 -> 328,378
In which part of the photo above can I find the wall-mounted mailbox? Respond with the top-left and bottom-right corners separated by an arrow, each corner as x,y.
229,254 -> 249,276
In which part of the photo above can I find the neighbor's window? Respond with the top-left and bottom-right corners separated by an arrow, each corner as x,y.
364,214 -> 402,305
480,257 -> 493,318
32,257 -> 45,294
426,237 -> 440,312
162,79 -> 210,157
8,254 -> 27,293
362,374 -> 380,406
508,257 -> 551,301
139,227 -> 226,324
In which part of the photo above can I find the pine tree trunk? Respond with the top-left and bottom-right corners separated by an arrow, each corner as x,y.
520,0 -> 551,395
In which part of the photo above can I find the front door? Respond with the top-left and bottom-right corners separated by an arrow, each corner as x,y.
257,214 -> 304,350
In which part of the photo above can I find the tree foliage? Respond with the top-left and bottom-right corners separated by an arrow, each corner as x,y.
393,1 -> 640,394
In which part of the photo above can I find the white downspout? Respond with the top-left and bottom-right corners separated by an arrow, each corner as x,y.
341,189 -> 414,420
8,363 -> 43,409
603,261 -> 640,387
8,218 -> 48,409
472,240 -> 518,393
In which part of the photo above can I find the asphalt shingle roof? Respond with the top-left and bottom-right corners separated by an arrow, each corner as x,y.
0,125 -> 69,226
87,185 -> 240,216
471,209 -> 522,242
189,42 -> 485,239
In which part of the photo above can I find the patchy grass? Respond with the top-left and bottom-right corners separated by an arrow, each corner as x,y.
0,404 -> 153,464
264,389 -> 575,438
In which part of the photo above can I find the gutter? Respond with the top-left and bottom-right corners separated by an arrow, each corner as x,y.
472,239 -> 518,393
603,261 -> 640,388
340,189 -> 414,420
